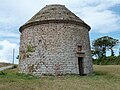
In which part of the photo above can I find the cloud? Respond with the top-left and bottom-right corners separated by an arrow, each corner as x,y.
0,40 -> 19,64
70,0 -> 120,33
0,31 -> 19,38
0,0 -> 120,37
78,7 -> 120,33
0,0 -> 120,34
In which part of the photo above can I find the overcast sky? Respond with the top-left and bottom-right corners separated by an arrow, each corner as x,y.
0,0 -> 120,64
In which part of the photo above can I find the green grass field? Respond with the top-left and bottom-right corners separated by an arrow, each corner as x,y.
0,65 -> 120,90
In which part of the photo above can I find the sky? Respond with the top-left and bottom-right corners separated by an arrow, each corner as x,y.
0,0 -> 120,64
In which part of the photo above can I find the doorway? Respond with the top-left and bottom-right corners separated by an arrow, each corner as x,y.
78,57 -> 84,75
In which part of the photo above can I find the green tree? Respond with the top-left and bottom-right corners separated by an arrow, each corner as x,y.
92,36 -> 119,58
107,37 -> 119,56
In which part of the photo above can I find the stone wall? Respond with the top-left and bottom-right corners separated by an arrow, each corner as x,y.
19,22 -> 93,75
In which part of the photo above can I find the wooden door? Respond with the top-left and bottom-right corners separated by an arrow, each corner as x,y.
78,57 -> 84,75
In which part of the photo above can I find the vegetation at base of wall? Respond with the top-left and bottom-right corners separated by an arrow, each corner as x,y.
0,68 -> 38,80
12,65 -> 18,68
0,71 -> 6,75
93,55 -> 120,65
15,73 -> 39,80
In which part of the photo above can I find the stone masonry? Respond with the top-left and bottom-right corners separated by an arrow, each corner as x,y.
19,4 -> 93,76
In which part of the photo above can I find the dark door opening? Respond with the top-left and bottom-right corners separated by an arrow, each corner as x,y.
78,57 -> 84,75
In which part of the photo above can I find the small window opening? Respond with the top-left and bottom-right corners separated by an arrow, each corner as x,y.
78,45 -> 82,51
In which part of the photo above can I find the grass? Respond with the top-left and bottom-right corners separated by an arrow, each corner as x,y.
0,62 -> 14,68
0,65 -> 120,90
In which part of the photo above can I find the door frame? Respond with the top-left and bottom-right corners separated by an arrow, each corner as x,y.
78,57 -> 84,75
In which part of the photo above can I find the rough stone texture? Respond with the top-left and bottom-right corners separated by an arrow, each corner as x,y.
25,4 -> 84,25
19,4 -> 93,76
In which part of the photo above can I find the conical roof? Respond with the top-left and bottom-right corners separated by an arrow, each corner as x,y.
20,4 -> 90,32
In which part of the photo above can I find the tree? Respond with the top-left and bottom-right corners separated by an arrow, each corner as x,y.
92,36 -> 119,58
107,37 -> 119,56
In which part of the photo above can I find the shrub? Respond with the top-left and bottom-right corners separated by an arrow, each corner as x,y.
93,55 -> 120,65
11,65 -> 18,69
0,71 -> 6,75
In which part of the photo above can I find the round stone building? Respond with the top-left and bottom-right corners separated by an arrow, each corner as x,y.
19,4 -> 93,76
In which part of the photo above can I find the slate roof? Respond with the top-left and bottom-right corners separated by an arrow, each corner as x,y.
20,4 -> 90,32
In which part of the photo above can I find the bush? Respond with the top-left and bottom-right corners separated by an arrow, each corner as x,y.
12,65 -> 18,69
93,55 -> 120,65
0,71 -> 6,75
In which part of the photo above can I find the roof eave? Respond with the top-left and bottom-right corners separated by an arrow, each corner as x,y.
19,20 -> 91,32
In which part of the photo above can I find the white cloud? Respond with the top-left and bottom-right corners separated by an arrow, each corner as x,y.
0,31 -> 19,38
0,40 -> 19,64
78,7 -> 120,33
71,0 -> 120,33
1,0 -> 120,34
